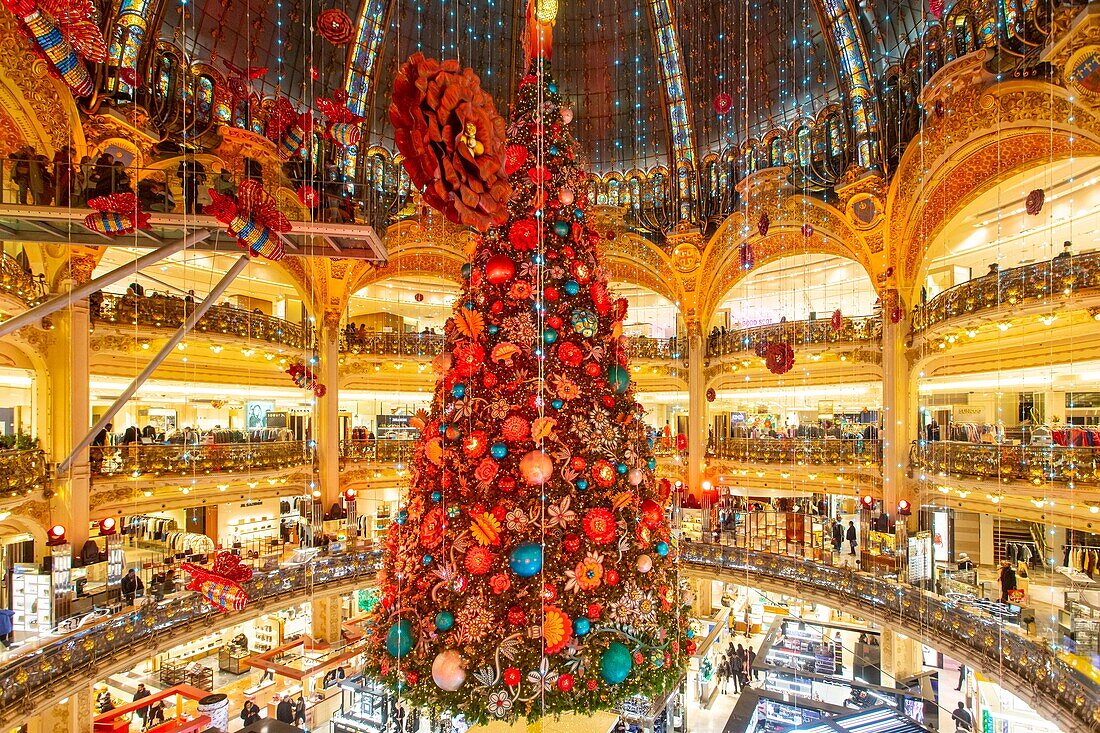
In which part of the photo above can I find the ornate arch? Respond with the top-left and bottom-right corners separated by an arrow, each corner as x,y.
600,232 -> 683,309
887,64 -> 1100,299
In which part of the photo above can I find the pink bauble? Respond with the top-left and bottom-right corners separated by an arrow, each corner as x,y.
559,188 -> 574,205
561,107 -> 574,124
432,649 -> 466,691
520,450 -> 554,485
636,554 -> 653,573
627,468 -> 645,486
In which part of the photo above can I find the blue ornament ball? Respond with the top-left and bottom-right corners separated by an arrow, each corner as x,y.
543,328 -> 558,344
509,542 -> 544,577
600,642 -> 633,684
648,457 -> 657,470
548,82 -> 558,94
553,221 -> 570,237
576,479 -> 588,491
423,555 -> 433,565
491,443 -> 509,459
549,145 -> 560,157
451,383 -> 466,399
656,541 -> 670,557
488,325 -> 500,335
395,510 -> 408,526
431,491 -> 442,503
439,424 -> 448,435
532,253 -> 544,265
616,463 -> 628,475
607,365 -> 631,394
574,208 -> 584,220
435,611 -> 455,631
551,399 -> 564,410
573,618 -> 591,636
461,263 -> 472,279
563,280 -> 580,296
386,619 -> 415,658
463,301 -> 475,310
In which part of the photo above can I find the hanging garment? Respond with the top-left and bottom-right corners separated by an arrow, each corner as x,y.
1007,543 -> 1017,564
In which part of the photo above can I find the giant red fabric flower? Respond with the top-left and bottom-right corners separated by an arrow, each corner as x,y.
582,508 -> 617,545
419,506 -> 446,548
318,8 -> 354,44
452,341 -> 485,377
390,53 -> 511,231
766,342 -> 795,375
508,219 -> 539,251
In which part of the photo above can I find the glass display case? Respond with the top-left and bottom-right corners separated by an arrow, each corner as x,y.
331,675 -> 389,733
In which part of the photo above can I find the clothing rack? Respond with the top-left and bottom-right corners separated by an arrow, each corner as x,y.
1004,540 -> 1036,566
1063,545 -> 1100,578
1052,428 -> 1100,447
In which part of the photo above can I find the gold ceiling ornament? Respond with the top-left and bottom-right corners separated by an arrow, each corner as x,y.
534,0 -> 558,24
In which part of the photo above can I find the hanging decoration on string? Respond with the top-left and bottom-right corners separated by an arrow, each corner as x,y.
757,212 -> 770,237
317,91 -> 365,148
1,0 -> 107,96
206,180 -> 291,261
801,223 -> 814,238
713,93 -> 733,114
739,241 -> 755,270
831,309 -> 843,332
221,60 -> 267,99
1025,189 -> 1045,216
277,112 -> 315,161
765,342 -> 795,375
706,387 -> 716,403
83,193 -> 151,236
363,48 -> 687,725
390,53 -> 512,231
317,7 -> 354,45
929,0 -> 944,20
182,551 -> 253,612
286,361 -> 326,397
266,96 -> 301,142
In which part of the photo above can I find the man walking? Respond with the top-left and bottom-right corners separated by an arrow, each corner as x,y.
847,520 -> 858,555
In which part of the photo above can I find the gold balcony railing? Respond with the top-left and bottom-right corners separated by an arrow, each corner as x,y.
706,315 -> 881,358
90,441 -> 312,478
339,439 -> 416,464
910,441 -> 1100,484
341,332 -> 680,360
0,449 -> 50,497
90,291 -> 312,350
712,437 -> 882,465
0,253 -> 45,307
911,251 -> 1100,335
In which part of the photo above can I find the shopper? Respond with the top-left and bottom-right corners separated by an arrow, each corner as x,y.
998,560 -> 1017,604
121,568 -> 144,604
846,520 -> 858,555
240,697 -> 261,727
747,646 -> 758,680
951,701 -> 974,731
832,520 -> 844,554
95,687 -> 114,713
275,694 -> 294,723
955,664 -> 968,691
957,553 -> 974,571
294,696 -> 306,729
145,700 -> 165,730
132,683 -> 151,725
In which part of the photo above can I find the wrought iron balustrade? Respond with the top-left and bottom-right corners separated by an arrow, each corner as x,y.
910,441 -> 1100,484
90,292 -> 311,350
712,438 -> 882,465
341,333 -> 679,361
90,441 -> 312,478
911,252 -> 1100,335
340,439 -> 416,464
0,253 -> 45,307
706,316 -> 881,358
0,449 -> 50,497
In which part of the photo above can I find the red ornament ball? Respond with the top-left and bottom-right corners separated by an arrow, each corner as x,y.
570,456 -> 587,472
485,254 -> 516,284
414,292 -> 425,302
706,387 -> 716,403
548,315 -> 564,329
563,533 -> 581,552
586,679 -> 598,691
640,499 -> 664,529
713,92 -> 733,114
558,342 -> 583,367
601,395 -> 615,409
504,665 -> 522,685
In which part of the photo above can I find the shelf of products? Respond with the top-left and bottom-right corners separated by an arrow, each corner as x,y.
254,617 -> 282,652
733,512 -> 825,560
680,510 -> 704,543
11,570 -> 51,632
161,632 -> 222,665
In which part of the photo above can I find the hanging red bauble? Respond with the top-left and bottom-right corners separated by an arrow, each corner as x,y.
528,165 -> 551,184
296,185 -> 319,207
801,223 -> 814,238
758,212 -> 770,237
485,254 -> 516,284
713,93 -> 733,114
890,305 -> 904,324
831,309 -> 843,332
929,0 -> 944,19
1025,189 -> 1045,216
605,229 -> 617,240
740,242 -> 755,270
414,292 -> 425,302
317,8 -> 354,45
705,387 -> 716,403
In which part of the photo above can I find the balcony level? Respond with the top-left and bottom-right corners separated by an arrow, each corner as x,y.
707,437 -> 883,498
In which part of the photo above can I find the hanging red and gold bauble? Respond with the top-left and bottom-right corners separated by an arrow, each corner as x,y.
1025,189 -> 1045,216
713,93 -> 733,114
705,387 -> 716,403
832,309 -> 843,332
485,254 -> 517,284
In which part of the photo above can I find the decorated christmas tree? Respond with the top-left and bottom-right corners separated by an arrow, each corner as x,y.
363,4 -> 690,723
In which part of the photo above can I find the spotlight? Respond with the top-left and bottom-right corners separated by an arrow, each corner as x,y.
100,517 -> 117,535
344,488 -> 357,501
897,499 -> 912,516
861,495 -> 875,510
46,524 -> 67,546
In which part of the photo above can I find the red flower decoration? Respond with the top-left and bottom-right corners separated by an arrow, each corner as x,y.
832,309 -> 843,332
1025,189 -> 1044,216
464,546 -> 494,575
474,457 -> 499,483
505,144 -> 528,175
557,673 -> 575,692
765,342 -> 795,375
390,54 -> 511,231
452,341 -> 485,376
502,415 -> 530,442
509,219 -> 539,251
706,387 -> 716,403
504,667 -> 521,686
713,93 -> 733,114
582,508 -> 617,545
507,606 -> 527,626
318,8 -> 354,45
489,573 -> 511,594
557,342 -> 583,367
419,506 -> 446,548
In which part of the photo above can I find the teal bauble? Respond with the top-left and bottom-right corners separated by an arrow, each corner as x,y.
386,619 -> 415,658
648,457 -> 657,470
600,642 -> 633,684
461,263 -> 472,279
435,611 -> 455,631
548,82 -> 558,94
491,443 -> 508,459
656,541 -> 669,556
543,328 -> 558,344
551,399 -> 564,410
553,221 -> 570,237
573,618 -> 591,636
451,383 -> 466,399
616,463 -> 628,475
563,280 -> 580,296
571,309 -> 598,338
488,325 -> 500,335
607,365 -> 631,394
509,542 -> 544,577
576,479 -> 588,490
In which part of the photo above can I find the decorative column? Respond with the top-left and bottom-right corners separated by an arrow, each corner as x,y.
878,628 -> 923,683
311,596 -> 343,644
47,302 -> 91,555
316,312 -> 342,509
880,291 -> 914,528
686,322 -> 706,519
28,683 -> 93,733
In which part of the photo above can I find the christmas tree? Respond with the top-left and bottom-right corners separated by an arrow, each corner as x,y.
363,7 -> 690,723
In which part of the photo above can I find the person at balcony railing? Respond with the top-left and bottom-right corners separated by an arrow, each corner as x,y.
212,168 -> 238,200
137,178 -> 174,213
9,146 -> 51,205
176,158 -> 207,214
53,146 -> 75,207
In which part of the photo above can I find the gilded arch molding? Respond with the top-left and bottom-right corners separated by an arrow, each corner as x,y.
887,74 -> 1100,298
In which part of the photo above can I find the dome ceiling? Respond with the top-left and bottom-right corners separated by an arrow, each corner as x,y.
157,0 -> 937,172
